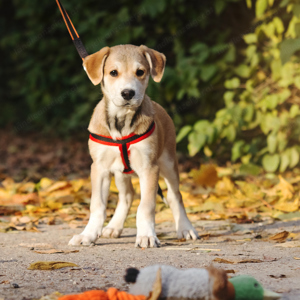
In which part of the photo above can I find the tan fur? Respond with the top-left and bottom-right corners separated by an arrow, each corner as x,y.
69,44 -> 198,248
207,267 -> 233,300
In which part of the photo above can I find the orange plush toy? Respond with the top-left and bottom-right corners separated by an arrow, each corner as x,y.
59,288 -> 146,300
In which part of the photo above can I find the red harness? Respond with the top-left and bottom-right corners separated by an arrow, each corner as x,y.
89,122 -> 155,174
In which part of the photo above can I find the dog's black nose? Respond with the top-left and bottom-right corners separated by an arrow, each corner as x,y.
121,89 -> 135,100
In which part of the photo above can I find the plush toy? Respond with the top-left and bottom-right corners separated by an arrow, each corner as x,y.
59,288 -> 146,300
125,265 -> 281,300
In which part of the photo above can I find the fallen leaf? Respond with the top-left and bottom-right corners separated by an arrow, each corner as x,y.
191,164 -> 219,188
238,259 -> 263,263
0,280 -> 9,284
213,258 -> 235,264
39,178 -> 54,190
34,249 -> 79,254
44,181 -> 71,193
294,257 -> 300,260
28,261 -> 78,270
268,231 -> 290,243
213,258 -> 263,264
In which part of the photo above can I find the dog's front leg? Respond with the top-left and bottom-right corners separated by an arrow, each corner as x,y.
69,163 -> 111,246
135,165 -> 160,248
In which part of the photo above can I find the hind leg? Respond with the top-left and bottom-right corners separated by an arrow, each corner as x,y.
158,150 -> 198,240
102,171 -> 134,238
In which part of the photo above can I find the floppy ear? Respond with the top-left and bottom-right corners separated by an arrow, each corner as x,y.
83,46 -> 110,85
140,45 -> 166,82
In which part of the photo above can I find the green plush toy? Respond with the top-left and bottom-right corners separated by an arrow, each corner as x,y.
125,265 -> 280,300
229,275 -> 280,300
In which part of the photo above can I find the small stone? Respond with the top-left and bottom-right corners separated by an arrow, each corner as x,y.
12,283 -> 20,288
73,281 -> 77,285
30,247 -> 34,250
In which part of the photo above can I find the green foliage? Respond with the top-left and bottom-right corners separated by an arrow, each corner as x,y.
182,0 -> 300,173
2,0 -> 300,172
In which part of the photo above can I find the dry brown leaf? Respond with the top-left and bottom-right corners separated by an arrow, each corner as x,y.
268,231 -> 290,243
28,261 -> 78,270
213,258 -> 235,264
34,249 -> 79,254
213,258 -> 263,264
238,259 -> 263,263
0,280 -> 9,284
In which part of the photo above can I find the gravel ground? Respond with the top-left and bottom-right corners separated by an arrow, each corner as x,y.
0,220 -> 300,300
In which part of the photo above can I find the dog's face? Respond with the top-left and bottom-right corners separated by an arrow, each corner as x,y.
83,45 -> 166,108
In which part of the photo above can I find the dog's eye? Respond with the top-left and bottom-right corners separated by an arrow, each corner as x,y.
136,70 -> 144,77
110,70 -> 118,77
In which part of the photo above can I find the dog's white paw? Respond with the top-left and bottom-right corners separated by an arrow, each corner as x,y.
102,227 -> 122,238
135,236 -> 161,248
177,223 -> 199,240
68,234 -> 97,246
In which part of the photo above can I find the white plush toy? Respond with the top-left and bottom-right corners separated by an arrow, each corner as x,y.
125,265 -> 280,300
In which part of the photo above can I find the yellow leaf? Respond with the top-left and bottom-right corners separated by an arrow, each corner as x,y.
40,178 -> 54,190
274,198 -> 299,212
71,179 -> 85,192
215,177 -> 235,194
45,181 -> 70,193
45,200 -> 63,210
28,261 -> 78,270
275,175 -> 294,200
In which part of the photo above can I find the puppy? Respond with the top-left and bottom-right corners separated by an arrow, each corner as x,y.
69,44 -> 198,248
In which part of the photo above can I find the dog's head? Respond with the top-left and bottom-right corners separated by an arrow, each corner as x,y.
83,44 -> 166,108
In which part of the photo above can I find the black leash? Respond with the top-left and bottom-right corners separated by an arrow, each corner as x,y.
55,0 -> 166,204
55,0 -> 88,60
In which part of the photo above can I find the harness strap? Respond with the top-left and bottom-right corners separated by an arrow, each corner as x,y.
90,122 -> 155,174
55,0 -> 88,60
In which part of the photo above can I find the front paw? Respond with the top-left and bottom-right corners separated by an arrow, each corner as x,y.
68,234 -> 97,246
102,227 -> 122,238
135,236 -> 161,248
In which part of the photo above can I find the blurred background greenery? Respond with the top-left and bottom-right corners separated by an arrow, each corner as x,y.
1,0 -> 300,173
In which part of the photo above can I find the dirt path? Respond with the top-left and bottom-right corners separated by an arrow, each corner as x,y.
0,220 -> 300,300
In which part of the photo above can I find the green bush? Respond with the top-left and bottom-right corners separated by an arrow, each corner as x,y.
178,0 -> 300,172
